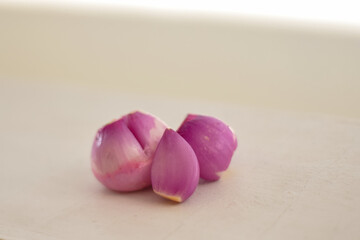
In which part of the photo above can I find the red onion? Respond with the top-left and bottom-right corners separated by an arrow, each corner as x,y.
91,111 -> 167,192
177,114 -> 237,181
151,129 -> 199,202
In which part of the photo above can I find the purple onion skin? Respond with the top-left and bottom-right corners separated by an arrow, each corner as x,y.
151,129 -> 199,203
91,111 -> 167,192
177,114 -> 237,181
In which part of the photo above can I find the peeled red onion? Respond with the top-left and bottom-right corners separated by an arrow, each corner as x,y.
91,111 -> 167,192
151,129 -> 199,202
177,114 -> 237,181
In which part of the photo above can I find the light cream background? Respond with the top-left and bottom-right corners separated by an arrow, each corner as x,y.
1,3 -> 360,118
1,3 -> 360,240
1,79 -> 360,240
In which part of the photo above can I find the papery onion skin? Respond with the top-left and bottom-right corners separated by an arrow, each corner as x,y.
177,114 -> 237,181
91,111 -> 167,192
151,129 -> 200,202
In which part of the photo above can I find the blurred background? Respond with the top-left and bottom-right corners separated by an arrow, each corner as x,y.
1,2 -> 360,240
1,0 -> 360,119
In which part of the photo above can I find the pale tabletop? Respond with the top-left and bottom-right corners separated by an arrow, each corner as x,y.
1,79 -> 360,240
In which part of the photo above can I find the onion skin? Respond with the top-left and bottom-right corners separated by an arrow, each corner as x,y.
177,114 -> 237,181
151,129 -> 200,202
91,111 -> 167,192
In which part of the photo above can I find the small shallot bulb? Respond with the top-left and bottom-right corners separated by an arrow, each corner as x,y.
91,111 -> 167,192
151,129 -> 200,203
177,114 -> 237,181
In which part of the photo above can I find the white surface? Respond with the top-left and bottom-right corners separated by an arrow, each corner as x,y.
2,0 -> 360,26
1,79 -> 360,239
